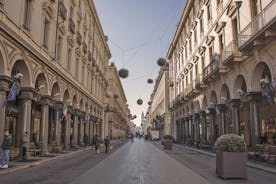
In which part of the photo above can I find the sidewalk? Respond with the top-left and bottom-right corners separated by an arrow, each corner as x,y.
0,139 -> 128,176
173,142 -> 276,174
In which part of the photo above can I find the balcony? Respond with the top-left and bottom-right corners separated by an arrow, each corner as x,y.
203,58 -> 219,82
58,1 -> 67,20
68,18 -> 76,34
238,1 -> 276,53
221,40 -> 243,65
195,74 -> 207,89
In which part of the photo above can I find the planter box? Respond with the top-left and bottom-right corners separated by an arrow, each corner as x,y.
163,140 -> 172,150
216,151 -> 247,179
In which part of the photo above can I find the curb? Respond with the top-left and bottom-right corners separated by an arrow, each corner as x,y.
0,148 -> 90,176
0,140 -> 128,176
173,143 -> 276,175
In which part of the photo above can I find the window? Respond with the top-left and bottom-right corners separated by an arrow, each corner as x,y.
195,64 -> 198,76
219,29 -> 225,53
200,18 -> 204,36
57,35 -> 62,61
207,4 -> 212,21
209,44 -> 214,62
0,0 -> 4,10
70,6 -> 73,18
23,0 -> 31,30
43,18 -> 50,48
67,48 -> 72,71
185,46 -> 187,60
194,28 -> 197,43
201,56 -> 205,72
189,39 -> 192,55
232,17 -> 238,41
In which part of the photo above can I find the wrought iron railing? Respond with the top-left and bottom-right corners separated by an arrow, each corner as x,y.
238,0 -> 276,48
203,59 -> 219,80
221,40 -> 238,62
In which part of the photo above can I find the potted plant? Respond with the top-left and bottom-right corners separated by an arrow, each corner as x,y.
163,135 -> 173,150
214,134 -> 247,179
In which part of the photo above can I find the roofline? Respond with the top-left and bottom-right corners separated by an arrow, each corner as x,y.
166,0 -> 193,59
89,0 -> 112,58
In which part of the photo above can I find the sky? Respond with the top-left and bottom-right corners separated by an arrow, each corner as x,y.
94,0 -> 186,126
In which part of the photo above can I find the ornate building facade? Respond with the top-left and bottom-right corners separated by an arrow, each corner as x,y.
0,0 -> 111,156
167,0 -> 276,148
106,63 -> 130,139
146,65 -> 171,138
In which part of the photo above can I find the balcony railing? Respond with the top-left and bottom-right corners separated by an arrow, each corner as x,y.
221,40 -> 239,64
195,73 -> 203,88
238,0 -> 276,49
203,59 -> 219,81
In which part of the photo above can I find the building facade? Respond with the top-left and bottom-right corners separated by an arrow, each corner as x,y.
106,63 -> 130,139
0,0 -> 111,157
167,0 -> 276,148
147,65 -> 171,138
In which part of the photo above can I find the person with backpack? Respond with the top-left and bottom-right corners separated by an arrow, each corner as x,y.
104,136 -> 110,153
0,130 -> 12,169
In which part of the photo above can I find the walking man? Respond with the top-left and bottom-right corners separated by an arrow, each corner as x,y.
94,135 -> 100,154
104,136 -> 110,153
0,130 -> 12,169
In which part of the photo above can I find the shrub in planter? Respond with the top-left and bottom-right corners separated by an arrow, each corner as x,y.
214,134 -> 247,179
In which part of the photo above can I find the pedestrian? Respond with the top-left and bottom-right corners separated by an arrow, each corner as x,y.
0,130 -> 12,169
104,136 -> 110,153
83,133 -> 89,147
21,131 -> 29,160
94,135 -> 100,154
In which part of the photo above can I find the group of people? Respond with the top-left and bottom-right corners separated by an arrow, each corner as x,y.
92,135 -> 111,154
0,130 -> 112,169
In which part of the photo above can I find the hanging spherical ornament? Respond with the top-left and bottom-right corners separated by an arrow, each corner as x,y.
147,79 -> 153,84
118,68 -> 129,79
128,114 -> 132,118
157,58 -> 167,66
148,101 -> 152,105
131,115 -> 137,120
137,99 -> 143,105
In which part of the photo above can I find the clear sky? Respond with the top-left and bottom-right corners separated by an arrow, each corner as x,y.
94,0 -> 186,126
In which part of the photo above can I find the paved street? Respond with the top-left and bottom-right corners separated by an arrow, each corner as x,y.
70,139 -> 210,184
1,139 -> 276,184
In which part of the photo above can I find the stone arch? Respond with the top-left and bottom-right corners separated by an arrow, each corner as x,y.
34,73 -> 49,95
72,95 -> 78,108
80,99 -> 84,112
210,91 -> 217,105
63,89 -> 71,104
233,75 -> 247,98
251,62 -> 272,91
0,41 -> 7,75
10,60 -> 31,87
220,84 -> 230,103
51,82 -> 61,101
202,96 -> 208,110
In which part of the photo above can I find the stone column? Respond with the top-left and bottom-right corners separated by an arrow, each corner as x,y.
52,102 -> 62,152
190,115 -> 194,143
72,110 -> 79,148
194,113 -> 200,146
185,116 -> 189,144
0,76 -> 11,146
229,99 -> 241,135
208,107 -> 216,145
40,96 -> 51,155
64,106 -> 72,150
18,87 -> 35,158
245,92 -> 261,149
79,113 -> 84,146
200,111 -> 207,144
217,104 -> 227,136
181,118 -> 186,143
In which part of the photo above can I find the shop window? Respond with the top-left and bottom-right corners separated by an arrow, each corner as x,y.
260,119 -> 276,145
5,117 -> 18,147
